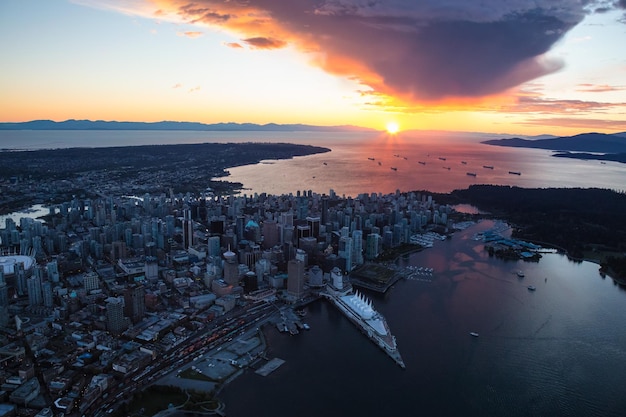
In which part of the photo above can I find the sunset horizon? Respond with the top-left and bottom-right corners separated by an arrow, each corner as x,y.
1,1 -> 625,137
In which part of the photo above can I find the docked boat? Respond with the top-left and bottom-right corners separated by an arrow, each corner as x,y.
321,288 -> 405,368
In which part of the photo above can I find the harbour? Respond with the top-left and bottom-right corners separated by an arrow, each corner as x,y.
220,219 -> 626,417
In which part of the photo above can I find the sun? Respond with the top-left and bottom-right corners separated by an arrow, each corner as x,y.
386,121 -> 399,134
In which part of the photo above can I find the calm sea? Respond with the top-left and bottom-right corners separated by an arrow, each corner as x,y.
221,221 -> 626,417
1,129 -> 624,195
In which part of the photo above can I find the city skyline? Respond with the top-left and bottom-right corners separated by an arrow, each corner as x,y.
1,0 -> 625,135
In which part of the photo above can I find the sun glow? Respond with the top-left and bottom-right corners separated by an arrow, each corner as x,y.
386,121 -> 399,134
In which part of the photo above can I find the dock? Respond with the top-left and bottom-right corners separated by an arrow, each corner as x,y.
255,358 -> 285,376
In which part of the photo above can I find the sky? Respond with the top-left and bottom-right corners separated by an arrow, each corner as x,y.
1,0 -> 625,135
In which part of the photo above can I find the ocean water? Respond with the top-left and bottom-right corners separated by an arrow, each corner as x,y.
225,132 -> 626,195
220,221 -> 626,417
1,130 -> 624,196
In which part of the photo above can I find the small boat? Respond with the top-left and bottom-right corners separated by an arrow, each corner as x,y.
418,161 -> 426,165
509,171 -> 521,175
303,323 -> 310,330
390,167 -> 397,171
517,270 -> 525,278
443,166 -> 450,170
323,162 -> 327,165
527,286 -> 536,291
378,161 -> 382,166
368,157 -> 375,161
470,332 -> 479,337
461,161 -> 467,164
438,157 -> 447,161
466,172 -> 477,177
483,165 -> 494,169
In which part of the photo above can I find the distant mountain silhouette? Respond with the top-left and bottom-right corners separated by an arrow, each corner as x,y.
0,119 -> 375,132
482,132 -> 626,154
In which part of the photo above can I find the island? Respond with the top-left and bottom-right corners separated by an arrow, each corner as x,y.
482,132 -> 626,164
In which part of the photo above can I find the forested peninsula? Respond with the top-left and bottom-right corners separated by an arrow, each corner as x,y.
437,185 -> 626,281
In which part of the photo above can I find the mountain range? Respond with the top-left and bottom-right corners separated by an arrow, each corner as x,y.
0,119 -> 375,132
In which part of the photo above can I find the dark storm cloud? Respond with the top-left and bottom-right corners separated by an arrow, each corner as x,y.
167,0 -> 622,102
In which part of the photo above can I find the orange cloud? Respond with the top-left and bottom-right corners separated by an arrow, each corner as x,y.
505,96 -> 626,114
576,83 -> 625,93
149,0 -> 620,105
177,31 -> 203,38
224,42 -> 243,49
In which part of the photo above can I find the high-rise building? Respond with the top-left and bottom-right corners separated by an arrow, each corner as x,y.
296,225 -> 311,243
124,284 -> 145,324
182,208 -> 194,249
106,297 -> 129,334
46,260 -> 60,283
0,269 -> 9,327
27,273 -> 43,307
308,265 -> 323,288
352,229 -> 364,265
287,259 -> 305,299
365,233 -> 381,261
83,272 -> 100,293
15,262 -> 27,296
223,248 -> 239,285
321,197 -> 329,225
261,220 -> 279,249
306,216 -> 320,239
208,236 -> 221,257
42,281 -> 53,308
144,257 -> 159,282
331,267 -> 343,290
338,236 -> 353,272
295,248 -> 308,267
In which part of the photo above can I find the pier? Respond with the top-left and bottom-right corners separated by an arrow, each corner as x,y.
255,358 -> 285,376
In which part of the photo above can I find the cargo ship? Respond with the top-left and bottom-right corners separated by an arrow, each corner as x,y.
321,288 -> 405,368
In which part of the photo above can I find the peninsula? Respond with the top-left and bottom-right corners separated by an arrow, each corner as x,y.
482,132 -> 626,164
